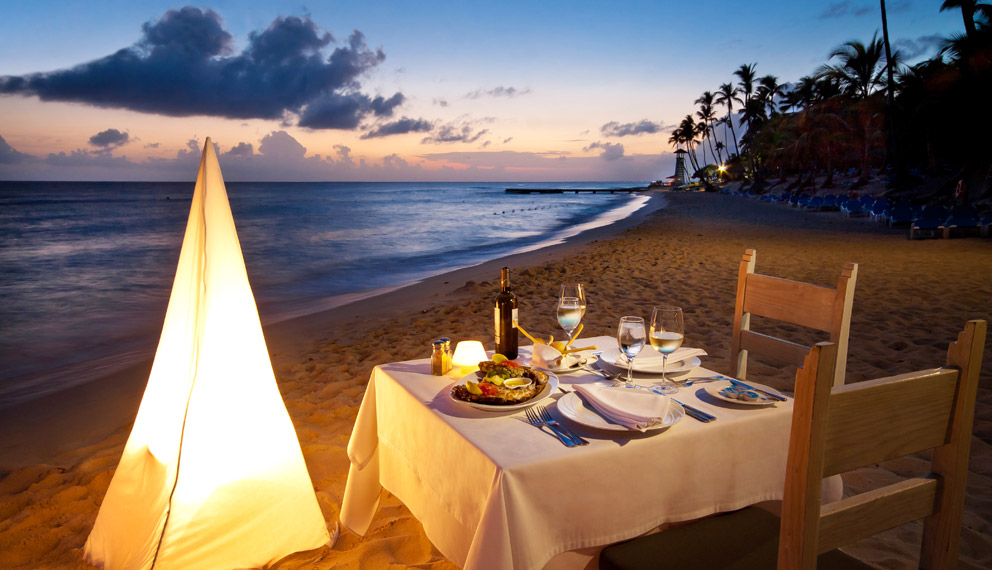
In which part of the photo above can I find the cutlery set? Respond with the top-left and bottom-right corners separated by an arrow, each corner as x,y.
525,360 -> 790,443
525,406 -> 588,447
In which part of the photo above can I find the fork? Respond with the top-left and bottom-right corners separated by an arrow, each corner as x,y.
525,407 -> 576,447
538,405 -> 589,446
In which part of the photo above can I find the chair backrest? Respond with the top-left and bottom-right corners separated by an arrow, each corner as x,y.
778,320 -> 987,570
731,249 -> 858,387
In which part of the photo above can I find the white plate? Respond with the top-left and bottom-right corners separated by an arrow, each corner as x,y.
600,348 -> 701,375
704,379 -> 783,406
557,391 -> 684,432
547,355 -> 599,374
450,369 -> 559,411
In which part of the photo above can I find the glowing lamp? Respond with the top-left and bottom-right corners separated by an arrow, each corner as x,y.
452,341 -> 488,374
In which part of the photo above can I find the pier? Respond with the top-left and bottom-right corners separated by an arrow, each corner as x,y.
505,187 -> 649,194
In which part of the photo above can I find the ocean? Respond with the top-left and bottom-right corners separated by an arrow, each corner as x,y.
0,181 -> 651,407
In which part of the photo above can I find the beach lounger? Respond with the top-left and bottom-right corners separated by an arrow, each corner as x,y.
941,205 -> 982,238
869,198 -> 889,221
886,200 -> 915,228
601,320 -> 987,570
910,204 -> 948,239
731,249 -> 857,388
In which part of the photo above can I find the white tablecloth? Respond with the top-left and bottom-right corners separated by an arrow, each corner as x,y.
340,337 -> 794,570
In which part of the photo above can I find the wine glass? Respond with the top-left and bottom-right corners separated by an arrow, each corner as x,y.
649,306 -> 684,394
557,283 -> 585,341
616,316 -> 646,385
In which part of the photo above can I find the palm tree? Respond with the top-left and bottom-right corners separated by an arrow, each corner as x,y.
695,91 -> 720,164
781,75 -> 818,112
734,63 -> 758,136
880,0 -> 907,188
941,0 -> 980,38
715,82 -> 742,156
819,34 -> 886,99
756,75 -> 785,117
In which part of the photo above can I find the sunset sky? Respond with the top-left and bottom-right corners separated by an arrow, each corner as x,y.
0,1 -> 961,182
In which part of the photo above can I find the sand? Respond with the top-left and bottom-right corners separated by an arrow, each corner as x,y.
1,191 -> 990,569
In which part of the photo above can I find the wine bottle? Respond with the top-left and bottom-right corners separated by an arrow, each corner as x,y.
495,267 -> 518,359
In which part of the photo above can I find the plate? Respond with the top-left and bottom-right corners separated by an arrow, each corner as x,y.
557,391 -> 684,432
547,355 -> 599,374
450,370 -> 559,411
600,348 -> 701,375
704,379 -> 783,406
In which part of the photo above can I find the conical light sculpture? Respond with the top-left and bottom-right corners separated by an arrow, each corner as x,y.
85,138 -> 331,569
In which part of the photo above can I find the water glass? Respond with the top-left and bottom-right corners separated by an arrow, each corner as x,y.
617,316 -> 645,385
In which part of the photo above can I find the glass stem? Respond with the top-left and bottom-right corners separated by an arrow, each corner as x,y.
662,354 -> 668,382
626,361 -> 633,384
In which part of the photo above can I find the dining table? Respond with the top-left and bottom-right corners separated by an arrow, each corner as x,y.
339,336 -> 797,570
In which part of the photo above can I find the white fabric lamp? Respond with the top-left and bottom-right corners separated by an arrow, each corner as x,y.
84,138 -> 332,570
452,341 -> 488,374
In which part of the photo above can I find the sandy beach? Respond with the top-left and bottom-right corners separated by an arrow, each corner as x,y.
1,190 -> 990,569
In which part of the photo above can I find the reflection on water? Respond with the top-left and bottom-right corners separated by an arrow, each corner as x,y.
0,181 -> 650,406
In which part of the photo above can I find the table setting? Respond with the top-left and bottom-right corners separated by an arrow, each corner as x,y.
340,279 -> 797,570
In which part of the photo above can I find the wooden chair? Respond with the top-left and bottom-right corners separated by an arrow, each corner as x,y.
601,319 -> 986,570
731,249 -> 858,387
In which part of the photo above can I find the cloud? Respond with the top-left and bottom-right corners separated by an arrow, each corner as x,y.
1,129 -> 681,182
382,153 -> 408,168
258,130 -> 307,161
361,117 -> 434,139
224,141 -> 255,158
89,128 -> 130,150
0,7 -> 396,130
433,98 -> 448,107
0,135 -> 33,164
584,141 -> 625,160
600,120 -> 662,137
894,34 -> 945,60
465,86 -> 531,99
421,121 -> 490,144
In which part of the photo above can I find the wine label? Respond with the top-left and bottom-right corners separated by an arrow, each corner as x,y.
494,308 -> 519,341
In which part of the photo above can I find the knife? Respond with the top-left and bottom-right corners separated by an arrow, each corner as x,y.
673,399 -> 716,422
728,379 -> 787,402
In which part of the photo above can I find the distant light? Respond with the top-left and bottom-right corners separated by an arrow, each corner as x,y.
718,164 -> 727,173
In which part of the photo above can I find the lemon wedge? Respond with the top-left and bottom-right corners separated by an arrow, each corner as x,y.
465,381 -> 483,395
491,353 -> 508,364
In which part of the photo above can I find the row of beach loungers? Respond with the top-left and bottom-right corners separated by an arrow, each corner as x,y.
721,188 -> 992,239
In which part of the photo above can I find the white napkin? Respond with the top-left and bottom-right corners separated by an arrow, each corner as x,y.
573,384 -> 670,431
531,343 -> 563,369
618,346 -> 707,366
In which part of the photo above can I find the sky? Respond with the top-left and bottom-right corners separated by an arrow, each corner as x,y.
0,1 -> 962,182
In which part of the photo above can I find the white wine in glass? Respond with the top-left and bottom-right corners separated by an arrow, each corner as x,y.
649,306 -> 684,394
557,283 -> 586,340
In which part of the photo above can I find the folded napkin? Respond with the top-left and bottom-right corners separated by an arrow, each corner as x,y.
531,344 -> 585,369
531,343 -> 563,369
573,384 -> 670,431
618,346 -> 707,366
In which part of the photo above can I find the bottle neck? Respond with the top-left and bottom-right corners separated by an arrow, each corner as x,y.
500,268 -> 510,292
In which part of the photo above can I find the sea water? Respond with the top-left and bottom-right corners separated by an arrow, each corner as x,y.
0,181 -> 651,407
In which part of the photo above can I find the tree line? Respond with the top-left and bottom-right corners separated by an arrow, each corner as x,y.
673,1 -> 991,202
